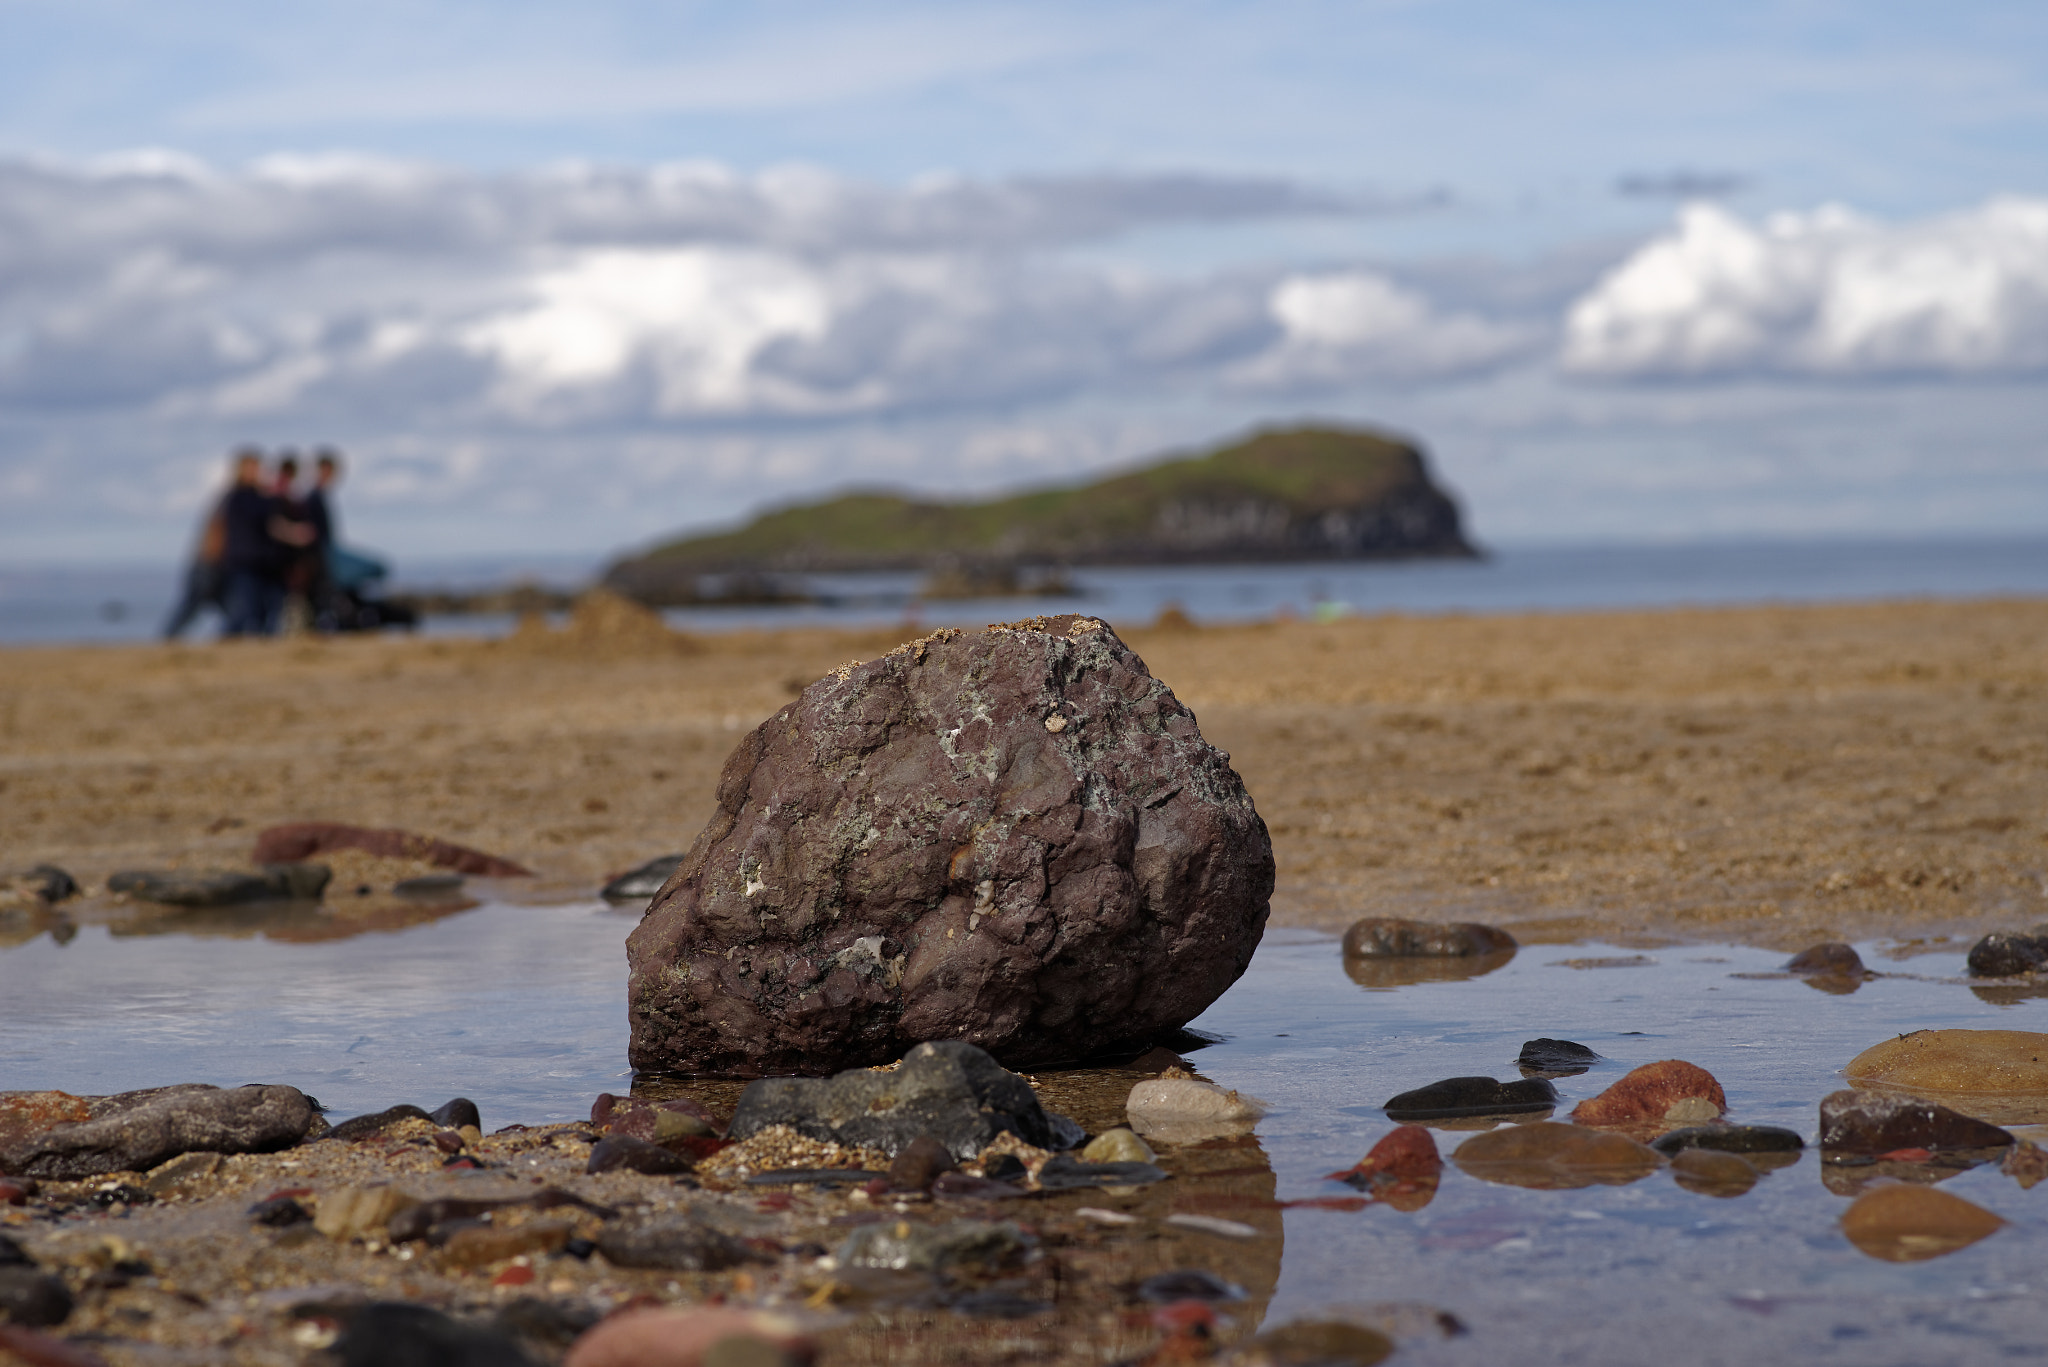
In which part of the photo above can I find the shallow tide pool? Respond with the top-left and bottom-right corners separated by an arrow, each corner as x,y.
4,904 -> 2044,1364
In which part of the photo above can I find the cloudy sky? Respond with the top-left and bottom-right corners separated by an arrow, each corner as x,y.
1,1 -> 2044,564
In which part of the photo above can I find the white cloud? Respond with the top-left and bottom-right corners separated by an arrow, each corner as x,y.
1237,269 -> 1536,388
1563,197 -> 2048,377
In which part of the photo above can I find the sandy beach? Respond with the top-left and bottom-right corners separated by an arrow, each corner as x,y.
6,596 -> 2045,949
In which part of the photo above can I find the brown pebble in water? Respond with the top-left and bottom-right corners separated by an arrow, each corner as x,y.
1570,1061 -> 1725,1132
1843,1030 -> 2048,1124
1840,1184 -> 2005,1262
2003,1139 -> 2048,1189
1818,1089 -> 2014,1156
1328,1125 -> 1442,1211
1786,942 -> 1864,976
1452,1122 -> 1662,1189
1241,1318 -> 1395,1366
1667,1148 -> 1759,1197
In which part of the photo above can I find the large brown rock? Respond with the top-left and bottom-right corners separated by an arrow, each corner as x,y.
626,615 -> 1273,1076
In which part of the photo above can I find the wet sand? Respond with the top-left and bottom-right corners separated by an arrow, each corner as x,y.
4,597 -> 2046,947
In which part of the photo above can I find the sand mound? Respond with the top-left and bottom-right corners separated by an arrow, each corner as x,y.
509,587 -> 698,656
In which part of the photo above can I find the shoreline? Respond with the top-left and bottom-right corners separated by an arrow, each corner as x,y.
4,596 -> 2046,950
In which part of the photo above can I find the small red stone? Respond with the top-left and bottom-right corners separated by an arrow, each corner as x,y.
491,1264 -> 536,1287
1571,1060 -> 1726,1130
0,1181 -> 29,1206
1150,1300 -> 1218,1334
1875,1147 -> 1934,1162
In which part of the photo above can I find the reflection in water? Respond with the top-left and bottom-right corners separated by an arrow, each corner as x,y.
1840,1185 -> 2007,1262
1449,1122 -> 1662,1191
1819,1150 -> 2001,1197
0,905 -> 75,949
98,893 -> 478,943
1342,948 -> 1514,991
1971,978 -> 2048,1007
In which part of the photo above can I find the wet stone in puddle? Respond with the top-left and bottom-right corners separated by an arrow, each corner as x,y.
1382,1076 -> 1557,1121
1651,1124 -> 1804,1156
1516,1038 -> 1600,1077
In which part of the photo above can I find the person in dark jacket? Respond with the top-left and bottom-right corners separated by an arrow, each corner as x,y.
162,455 -> 237,639
220,450 -> 314,637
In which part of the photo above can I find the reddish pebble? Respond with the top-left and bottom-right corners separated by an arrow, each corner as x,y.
755,1192 -> 793,1212
0,1324 -> 116,1367
1875,1147 -> 1935,1162
0,1181 -> 29,1206
491,1264 -> 536,1287
565,1308 -> 815,1367
1150,1300 -> 1218,1334
1327,1125 -> 1442,1210
1571,1060 -> 1726,1130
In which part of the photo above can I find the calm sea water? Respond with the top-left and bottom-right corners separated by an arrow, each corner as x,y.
4,536 -> 2047,645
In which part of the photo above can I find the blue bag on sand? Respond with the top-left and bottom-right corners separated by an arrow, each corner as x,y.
327,545 -> 388,591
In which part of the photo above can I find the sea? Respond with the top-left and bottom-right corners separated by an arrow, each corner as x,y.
3,534 -> 2047,645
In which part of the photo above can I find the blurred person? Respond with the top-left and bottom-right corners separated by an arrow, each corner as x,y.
220,451 -> 314,638
161,452 -> 240,639
306,448 -> 343,629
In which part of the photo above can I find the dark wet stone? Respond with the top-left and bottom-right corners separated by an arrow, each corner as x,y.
386,1190 -> 616,1246
602,854 -> 684,903
930,1171 -> 1027,1200
1383,1076 -> 1557,1120
1134,1269 -> 1244,1304
1787,942 -> 1865,976
1034,1155 -> 1170,1191
0,1237 -> 28,1267
1818,1089 -> 2014,1156
981,1154 -> 1029,1182
941,1289 -> 1051,1320
1652,1125 -> 1805,1156
331,1302 -> 543,1367
428,1098 -> 482,1130
0,1267 -> 73,1328
835,1219 -> 1032,1273
248,1195 -> 313,1226
1516,1039 -> 1601,1075
727,1040 -> 1075,1160
392,874 -> 465,898
106,863 -> 331,906
491,1296 -> 602,1353
327,1105 -> 434,1141
1341,917 -> 1516,959
626,616 -> 1273,1076
585,1135 -> 694,1176
887,1135 -> 958,1192
742,1168 -> 887,1187
23,867 -> 77,904
0,1084 -> 314,1180
596,1213 -> 765,1271
1967,932 -> 2048,978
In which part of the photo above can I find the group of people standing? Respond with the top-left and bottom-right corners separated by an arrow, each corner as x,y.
164,447 -> 346,639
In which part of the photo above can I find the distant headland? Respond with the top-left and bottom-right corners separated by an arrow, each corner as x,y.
603,424 -> 1477,605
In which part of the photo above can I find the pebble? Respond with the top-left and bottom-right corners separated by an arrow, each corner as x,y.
1516,1038 -> 1600,1076
0,1265 -> 73,1329
1341,917 -> 1516,958
1569,1061 -> 1725,1132
1162,1213 -> 1260,1239
600,854 -> 685,904
1240,1319 -> 1395,1367
1125,1077 -> 1266,1144
2002,1139 -> 2048,1188
595,1213 -> 764,1272
313,1186 -> 420,1242
1451,1122 -> 1662,1189
1033,1155 -> 1169,1191
563,1307 -> 814,1367
1817,1089 -> 2014,1156
1134,1269 -> 1243,1303
1328,1125 -> 1442,1210
105,863 -> 331,907
885,1135 -> 957,1192
835,1219 -> 1031,1273
1080,1127 -> 1155,1164
929,1171 -> 1027,1200
1651,1125 -> 1804,1156
1839,1184 -> 2005,1262
1667,1148 -> 1759,1197
0,1083 -> 315,1180
586,1135 -> 695,1176
1785,942 -> 1865,977
728,1041 -> 1077,1160
1843,1030 -> 2048,1122
1382,1076 -> 1557,1121
1965,930 -> 2048,978
140,1151 -> 223,1197
440,1221 -> 573,1270
331,1301 -> 542,1367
